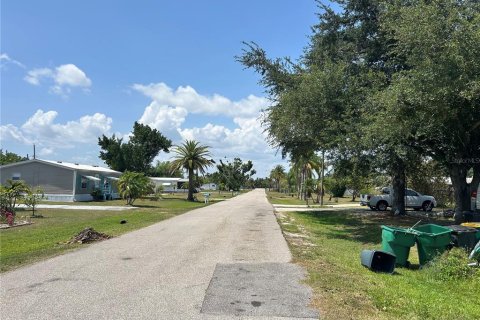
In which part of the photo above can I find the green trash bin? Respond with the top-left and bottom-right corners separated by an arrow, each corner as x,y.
381,226 -> 416,267
412,224 -> 452,265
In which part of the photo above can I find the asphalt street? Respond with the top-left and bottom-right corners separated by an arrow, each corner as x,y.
0,189 -> 318,320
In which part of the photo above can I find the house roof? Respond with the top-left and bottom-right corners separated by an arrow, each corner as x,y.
150,177 -> 182,182
0,159 -> 121,175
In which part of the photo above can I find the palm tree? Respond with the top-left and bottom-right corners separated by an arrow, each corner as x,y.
117,171 -> 153,205
290,153 -> 321,201
170,140 -> 213,201
270,165 -> 286,192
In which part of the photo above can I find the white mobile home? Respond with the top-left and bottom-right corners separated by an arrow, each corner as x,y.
200,183 -> 217,190
149,177 -> 188,192
0,159 -> 122,202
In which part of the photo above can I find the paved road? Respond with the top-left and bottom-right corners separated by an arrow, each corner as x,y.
1,189 -> 318,320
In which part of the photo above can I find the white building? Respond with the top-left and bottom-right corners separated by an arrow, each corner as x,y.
149,177 -> 188,192
200,183 -> 217,190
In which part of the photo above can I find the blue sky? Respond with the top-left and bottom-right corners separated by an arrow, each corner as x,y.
1,0 -> 322,177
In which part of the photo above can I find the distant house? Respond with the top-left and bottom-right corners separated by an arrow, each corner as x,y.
0,159 -> 122,202
149,177 -> 188,192
200,183 -> 217,190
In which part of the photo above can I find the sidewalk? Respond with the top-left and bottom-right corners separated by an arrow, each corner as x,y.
16,204 -> 137,211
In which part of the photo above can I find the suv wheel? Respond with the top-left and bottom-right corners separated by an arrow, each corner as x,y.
422,201 -> 433,212
376,201 -> 388,211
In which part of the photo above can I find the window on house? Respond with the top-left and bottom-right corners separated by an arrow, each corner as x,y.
12,173 -> 21,180
81,177 -> 87,189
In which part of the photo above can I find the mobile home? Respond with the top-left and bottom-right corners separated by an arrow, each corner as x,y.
0,159 -> 121,202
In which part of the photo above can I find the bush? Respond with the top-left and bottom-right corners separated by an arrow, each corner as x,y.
90,189 -> 103,201
330,180 -> 347,198
424,248 -> 477,281
117,171 -> 154,205
0,180 -> 29,213
24,186 -> 45,217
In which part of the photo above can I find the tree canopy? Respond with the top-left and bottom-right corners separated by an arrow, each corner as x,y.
0,150 -> 27,165
170,140 -> 214,201
239,0 -> 480,220
216,158 -> 256,192
98,122 -> 172,174
150,161 -> 183,178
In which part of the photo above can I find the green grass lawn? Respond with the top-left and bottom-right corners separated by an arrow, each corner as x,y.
267,190 -> 358,206
275,209 -> 480,320
0,197 -> 207,272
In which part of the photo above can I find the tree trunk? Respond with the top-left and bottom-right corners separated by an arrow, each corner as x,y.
296,169 -> 301,199
320,151 -> 325,206
187,169 -> 195,201
470,163 -> 480,196
391,162 -> 406,215
302,168 -> 307,201
449,164 -> 470,224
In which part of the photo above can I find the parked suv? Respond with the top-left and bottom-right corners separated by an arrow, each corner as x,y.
360,187 -> 437,211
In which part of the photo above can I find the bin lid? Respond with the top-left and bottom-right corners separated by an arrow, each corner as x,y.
381,225 -> 415,233
461,222 -> 480,229
412,223 -> 452,235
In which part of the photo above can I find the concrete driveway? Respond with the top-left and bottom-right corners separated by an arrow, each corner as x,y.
0,189 -> 318,320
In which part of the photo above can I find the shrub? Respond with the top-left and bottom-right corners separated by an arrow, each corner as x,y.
0,180 -> 29,213
155,185 -> 164,195
24,186 -> 45,217
330,180 -> 347,198
117,172 -> 154,205
90,189 -> 103,201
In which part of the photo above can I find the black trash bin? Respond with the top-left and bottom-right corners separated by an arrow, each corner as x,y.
464,211 -> 480,222
360,250 -> 396,273
446,225 -> 479,252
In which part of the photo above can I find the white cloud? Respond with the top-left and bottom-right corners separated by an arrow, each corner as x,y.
179,123 -> 229,146
177,117 -> 286,178
0,109 -> 112,153
133,82 -> 285,177
133,82 -> 269,118
39,147 -> 54,156
55,64 -> 92,87
24,64 -> 91,97
0,124 -> 30,145
178,116 -> 269,154
0,53 -> 25,68
24,68 -> 53,85
138,102 -> 188,136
